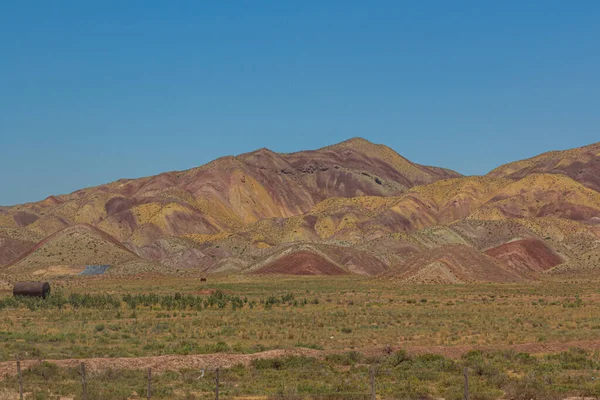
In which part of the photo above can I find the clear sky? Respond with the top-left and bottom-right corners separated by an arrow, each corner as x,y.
1,1 -> 599,206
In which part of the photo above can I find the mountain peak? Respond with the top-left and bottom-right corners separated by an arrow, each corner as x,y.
326,137 -> 377,150
340,137 -> 373,145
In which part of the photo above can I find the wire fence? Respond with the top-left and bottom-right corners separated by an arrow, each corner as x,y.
3,359 -> 475,400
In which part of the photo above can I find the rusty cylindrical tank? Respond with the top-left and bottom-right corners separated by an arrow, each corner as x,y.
13,282 -> 51,298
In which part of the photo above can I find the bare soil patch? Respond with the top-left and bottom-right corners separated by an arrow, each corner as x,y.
253,251 -> 348,275
0,348 -> 319,379
485,238 -> 563,274
2,340 -> 600,380
385,244 -> 523,283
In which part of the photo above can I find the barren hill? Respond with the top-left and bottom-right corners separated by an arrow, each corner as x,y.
253,251 -> 348,276
4,224 -> 140,275
488,142 -> 600,191
233,174 -> 600,248
484,238 -> 563,274
384,244 -> 524,284
0,139 -> 459,269
245,242 -> 388,276
2,139 -> 600,280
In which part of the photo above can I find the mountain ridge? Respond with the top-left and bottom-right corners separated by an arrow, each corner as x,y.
2,138 -> 599,282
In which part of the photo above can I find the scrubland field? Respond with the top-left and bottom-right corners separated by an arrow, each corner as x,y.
2,139 -> 600,398
2,275 -> 600,399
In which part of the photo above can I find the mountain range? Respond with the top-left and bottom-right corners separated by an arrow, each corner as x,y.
1,138 -> 599,283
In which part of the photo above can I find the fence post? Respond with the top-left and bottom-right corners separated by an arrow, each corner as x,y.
215,368 -> 219,400
16,355 -> 23,400
80,362 -> 88,400
370,366 -> 376,400
147,367 -> 152,399
463,367 -> 469,400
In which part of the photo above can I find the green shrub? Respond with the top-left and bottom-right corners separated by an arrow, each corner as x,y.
325,351 -> 362,366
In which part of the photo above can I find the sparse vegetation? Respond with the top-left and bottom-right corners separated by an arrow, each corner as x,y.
1,276 -> 600,398
2,347 -> 600,399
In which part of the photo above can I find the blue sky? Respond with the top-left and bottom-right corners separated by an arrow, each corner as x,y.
1,1 -> 599,205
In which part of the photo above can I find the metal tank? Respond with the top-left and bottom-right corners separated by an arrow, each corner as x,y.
13,282 -> 51,298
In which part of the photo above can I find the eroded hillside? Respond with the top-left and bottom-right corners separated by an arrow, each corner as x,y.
2,139 -> 599,282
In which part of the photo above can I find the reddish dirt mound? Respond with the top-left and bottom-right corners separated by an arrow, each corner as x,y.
12,211 -> 39,227
309,244 -> 388,275
385,244 -> 523,283
485,238 -> 563,274
254,251 -> 348,275
0,237 -> 36,267
0,348 -> 321,378
2,340 -> 600,379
